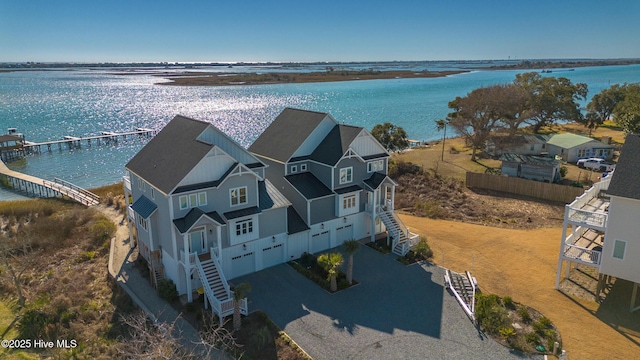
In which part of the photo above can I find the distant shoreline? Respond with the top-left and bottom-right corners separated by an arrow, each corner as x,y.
487,58 -> 640,70
154,70 -> 468,86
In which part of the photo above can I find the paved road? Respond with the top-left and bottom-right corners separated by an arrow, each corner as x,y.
236,245 -> 539,360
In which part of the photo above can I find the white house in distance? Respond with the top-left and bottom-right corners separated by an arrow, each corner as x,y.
555,134 -> 640,311
545,133 -> 615,163
123,108 -> 417,319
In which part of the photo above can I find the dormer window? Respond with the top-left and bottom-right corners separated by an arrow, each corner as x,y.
290,165 -> 297,173
301,164 -> 307,171
339,167 -> 353,184
367,159 -> 384,173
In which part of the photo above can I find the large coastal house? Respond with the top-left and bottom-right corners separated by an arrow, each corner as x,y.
555,134 -> 640,311
124,108 -> 417,319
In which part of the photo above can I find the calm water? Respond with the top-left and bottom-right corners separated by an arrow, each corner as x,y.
1,64 -> 640,200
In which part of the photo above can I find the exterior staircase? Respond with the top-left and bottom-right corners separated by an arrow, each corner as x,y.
149,250 -> 165,289
377,205 -> 419,256
194,253 -> 247,319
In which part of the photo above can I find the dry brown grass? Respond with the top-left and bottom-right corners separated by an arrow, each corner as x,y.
401,215 -> 640,360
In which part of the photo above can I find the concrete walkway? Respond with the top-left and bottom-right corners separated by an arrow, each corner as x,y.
236,245 -> 541,360
107,229 -> 221,358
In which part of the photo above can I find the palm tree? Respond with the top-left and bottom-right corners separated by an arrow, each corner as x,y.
317,252 -> 344,292
342,239 -> 360,285
435,119 -> 447,161
232,282 -> 251,331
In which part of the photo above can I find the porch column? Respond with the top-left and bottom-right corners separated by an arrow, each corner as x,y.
183,233 -> 192,303
217,226 -> 222,261
554,223 -> 569,289
391,185 -> 396,211
370,189 -> 377,242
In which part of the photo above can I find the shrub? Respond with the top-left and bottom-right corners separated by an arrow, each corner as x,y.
532,320 -> 547,334
502,296 -> 515,309
499,327 -> 516,339
413,236 -> 433,259
89,216 -> 117,246
157,279 -> 178,302
538,316 -> 552,328
475,293 -> 509,335
525,332 -> 539,345
559,165 -> 568,178
518,307 -> 532,323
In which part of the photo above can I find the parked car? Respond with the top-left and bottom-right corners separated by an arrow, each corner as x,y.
576,157 -> 616,172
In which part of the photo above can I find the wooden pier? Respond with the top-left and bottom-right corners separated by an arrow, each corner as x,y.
0,159 -> 100,206
22,128 -> 155,153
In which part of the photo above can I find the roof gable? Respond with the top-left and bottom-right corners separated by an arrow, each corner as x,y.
608,134 -> 640,200
125,115 -> 211,194
310,125 -> 363,165
248,108 -> 333,162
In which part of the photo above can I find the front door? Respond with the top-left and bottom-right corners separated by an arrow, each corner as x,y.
189,228 -> 205,254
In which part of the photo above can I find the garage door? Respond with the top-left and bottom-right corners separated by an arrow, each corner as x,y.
230,251 -> 255,279
262,243 -> 284,269
336,224 -> 353,245
310,231 -> 330,254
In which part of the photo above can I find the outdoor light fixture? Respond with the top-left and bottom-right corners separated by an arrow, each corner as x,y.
321,223 -> 324,229
243,244 -> 246,251
272,236 -> 276,243
343,217 -> 347,223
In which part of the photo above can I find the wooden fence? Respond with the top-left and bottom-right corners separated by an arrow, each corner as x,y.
465,172 -> 585,204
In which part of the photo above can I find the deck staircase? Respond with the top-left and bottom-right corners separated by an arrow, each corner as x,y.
149,250 -> 165,289
194,253 -> 247,319
377,205 -> 418,256
444,269 -> 478,321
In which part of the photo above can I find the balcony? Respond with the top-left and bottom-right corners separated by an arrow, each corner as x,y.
123,175 -> 131,192
564,177 -> 610,230
562,226 -> 603,266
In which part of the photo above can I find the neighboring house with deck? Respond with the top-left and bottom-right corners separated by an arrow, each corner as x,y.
124,109 -> 417,318
499,153 -> 561,183
486,134 -> 553,157
555,134 -> 640,311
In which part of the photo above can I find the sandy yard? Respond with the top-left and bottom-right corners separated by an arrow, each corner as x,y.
400,214 -> 640,360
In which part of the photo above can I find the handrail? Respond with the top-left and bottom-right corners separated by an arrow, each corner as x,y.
54,177 -> 100,201
210,247 -> 231,297
195,256 -> 223,316
563,243 -> 601,265
465,271 -> 477,316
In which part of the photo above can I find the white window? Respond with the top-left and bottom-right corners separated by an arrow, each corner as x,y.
137,214 -> 148,231
343,194 -> 356,210
137,178 -> 146,191
613,239 -> 626,260
578,149 -> 586,158
230,187 -> 247,206
339,167 -> 353,184
179,195 -> 189,210
367,160 -> 384,173
150,187 -> 155,200
198,192 -> 207,206
179,192 -> 207,210
235,219 -> 254,236
301,164 -> 308,171
290,165 -> 297,173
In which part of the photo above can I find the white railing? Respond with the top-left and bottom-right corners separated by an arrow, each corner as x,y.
180,250 -> 197,266
567,207 -> 607,228
563,244 -> 602,265
568,177 -> 610,210
127,205 -> 135,220
195,256 -> 248,318
210,248 -> 231,297
123,175 -> 131,192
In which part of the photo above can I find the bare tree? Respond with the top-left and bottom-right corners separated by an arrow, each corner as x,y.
116,311 -> 190,360
0,225 -> 38,309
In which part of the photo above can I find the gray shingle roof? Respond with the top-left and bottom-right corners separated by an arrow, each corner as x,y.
335,184 -> 363,194
364,172 -> 388,190
310,125 -> 363,165
285,172 -> 334,199
287,206 -> 310,234
173,208 -> 225,233
125,115 -> 212,194
131,195 -> 157,218
224,206 -> 261,220
249,108 -> 329,163
607,134 -> 640,200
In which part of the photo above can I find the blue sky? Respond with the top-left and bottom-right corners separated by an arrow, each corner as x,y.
1,0 -> 639,63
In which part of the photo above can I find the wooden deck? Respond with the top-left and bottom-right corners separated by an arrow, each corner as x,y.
0,159 -> 99,206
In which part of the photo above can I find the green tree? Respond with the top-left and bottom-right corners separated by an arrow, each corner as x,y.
446,86 -> 505,161
613,84 -> 640,134
513,72 -> 588,133
584,84 -> 628,135
371,122 -> 409,152
232,282 -> 251,331
342,239 -> 360,285
435,119 -> 447,161
317,252 -> 344,292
